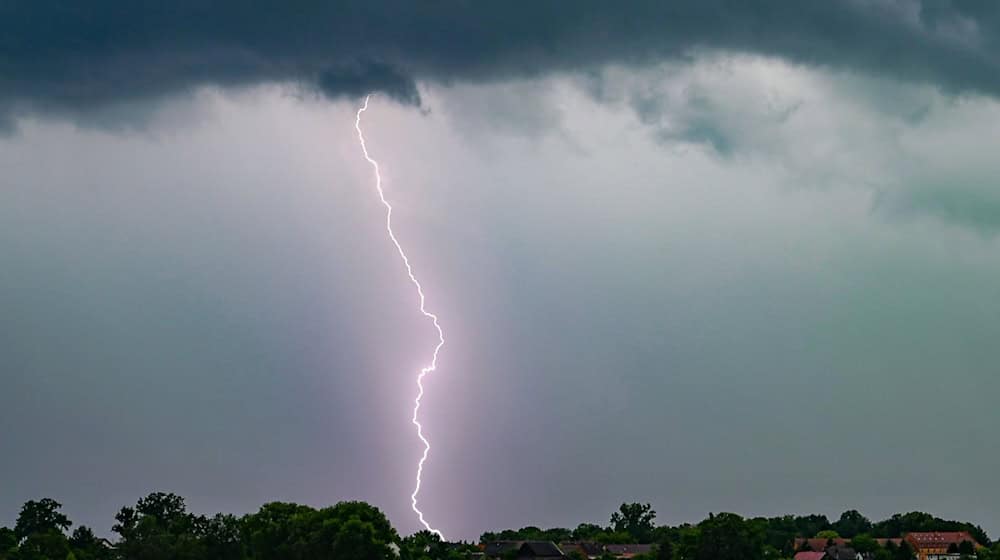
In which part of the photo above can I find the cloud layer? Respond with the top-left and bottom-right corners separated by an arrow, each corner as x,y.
3,1 -> 1000,124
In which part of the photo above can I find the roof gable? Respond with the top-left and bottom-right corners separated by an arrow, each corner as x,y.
519,541 -> 564,557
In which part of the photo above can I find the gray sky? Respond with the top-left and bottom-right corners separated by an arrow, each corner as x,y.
3,0 -> 1000,542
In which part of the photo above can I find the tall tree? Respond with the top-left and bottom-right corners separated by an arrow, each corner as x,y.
696,513 -> 763,560
243,500 -> 397,560
793,515 -> 832,539
242,501 -> 314,560
572,523 -> 605,541
14,499 -> 71,541
833,510 -> 872,539
611,503 -> 657,543
112,492 -> 207,560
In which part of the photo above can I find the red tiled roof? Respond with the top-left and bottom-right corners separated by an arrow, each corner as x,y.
905,532 -> 977,549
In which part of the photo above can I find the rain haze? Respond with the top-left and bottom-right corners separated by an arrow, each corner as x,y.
3,0 -> 1000,547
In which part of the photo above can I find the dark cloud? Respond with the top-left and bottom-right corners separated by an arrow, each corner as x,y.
318,60 -> 420,106
3,1 -> 1000,124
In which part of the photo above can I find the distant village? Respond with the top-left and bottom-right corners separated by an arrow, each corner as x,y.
475,531 -> 983,560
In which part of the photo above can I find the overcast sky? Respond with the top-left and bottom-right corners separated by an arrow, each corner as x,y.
3,0 -> 1000,541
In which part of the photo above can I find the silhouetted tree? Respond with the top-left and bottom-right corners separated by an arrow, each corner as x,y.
14,499 -> 71,541
833,510 -> 872,539
696,513 -> 763,560
112,492 -> 206,560
572,523 -> 605,541
611,503 -> 657,543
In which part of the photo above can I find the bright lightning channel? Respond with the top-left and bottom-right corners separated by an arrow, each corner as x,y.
355,94 -> 445,539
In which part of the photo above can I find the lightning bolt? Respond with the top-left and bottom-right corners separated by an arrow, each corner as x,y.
355,94 -> 445,539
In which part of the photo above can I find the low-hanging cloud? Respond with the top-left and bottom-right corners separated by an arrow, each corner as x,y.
3,1 -> 1000,126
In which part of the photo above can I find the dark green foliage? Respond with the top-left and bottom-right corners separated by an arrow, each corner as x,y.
851,534 -> 879,554
610,503 -> 657,543
695,512 -> 764,560
241,499 -> 398,560
398,529 -> 475,560
400,529 -> 442,560
69,526 -> 113,560
898,540 -> 915,560
14,499 -> 71,541
112,492 -> 206,560
16,530 -> 71,560
7,499 -> 73,560
571,523 -> 604,541
655,536 -> 674,560
833,510 -> 872,539
200,514 -> 244,560
793,515 -> 833,540
674,524 -> 701,560
240,501 -> 314,560
0,528 -> 17,554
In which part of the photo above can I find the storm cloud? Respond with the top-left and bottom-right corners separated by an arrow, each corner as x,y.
6,0 -> 1000,544
3,1 -> 1000,124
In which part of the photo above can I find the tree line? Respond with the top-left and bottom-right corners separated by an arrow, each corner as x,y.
2,494 -> 997,560
482,504 -> 997,560
0,493 -> 475,560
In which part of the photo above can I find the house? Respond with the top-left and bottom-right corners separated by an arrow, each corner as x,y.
517,541 -> 565,559
793,548 -> 860,560
484,541 -> 523,558
558,542 -> 604,559
795,537 -> 904,558
484,541 -> 565,559
604,544 -> 655,558
825,545 -> 860,560
904,532 -> 978,560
